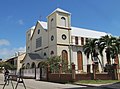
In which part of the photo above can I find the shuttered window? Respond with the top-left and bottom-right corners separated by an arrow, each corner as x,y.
36,37 -> 42,48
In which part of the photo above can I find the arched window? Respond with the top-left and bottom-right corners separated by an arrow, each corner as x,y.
51,18 -> 54,29
77,51 -> 83,70
38,29 -> 40,34
31,62 -> 36,68
50,51 -> 54,55
44,52 -> 47,56
62,50 -> 68,64
61,17 -> 66,27
51,18 -> 53,22
26,63 -> 30,69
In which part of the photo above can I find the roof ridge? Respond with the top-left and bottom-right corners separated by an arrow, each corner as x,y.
71,27 -> 107,33
47,8 -> 71,17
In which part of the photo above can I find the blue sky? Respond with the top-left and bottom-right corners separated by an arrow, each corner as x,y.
0,0 -> 120,59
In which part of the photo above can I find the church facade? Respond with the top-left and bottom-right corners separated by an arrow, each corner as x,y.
23,8 -> 108,73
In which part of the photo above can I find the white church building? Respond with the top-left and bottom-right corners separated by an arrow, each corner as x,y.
22,8 -> 108,73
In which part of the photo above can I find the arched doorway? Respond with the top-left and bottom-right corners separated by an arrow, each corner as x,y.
37,62 -> 41,68
77,51 -> 83,71
31,62 -> 36,68
62,50 -> 68,64
26,63 -> 30,69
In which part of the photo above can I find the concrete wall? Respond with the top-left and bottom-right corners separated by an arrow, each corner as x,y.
17,53 -> 26,72
31,22 -> 48,58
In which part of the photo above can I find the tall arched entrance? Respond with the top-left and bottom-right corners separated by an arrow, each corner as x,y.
62,50 -> 68,64
77,51 -> 83,71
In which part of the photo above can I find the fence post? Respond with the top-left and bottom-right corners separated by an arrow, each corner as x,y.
46,64 -> 50,81
59,64 -> 62,74
72,63 -> 75,81
40,67 -> 42,80
35,67 -> 36,79
112,64 -> 118,80
92,64 -> 97,80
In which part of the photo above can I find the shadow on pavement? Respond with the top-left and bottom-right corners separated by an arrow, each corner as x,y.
0,84 -> 4,85
100,82 -> 120,89
63,82 -> 120,89
63,86 -> 114,89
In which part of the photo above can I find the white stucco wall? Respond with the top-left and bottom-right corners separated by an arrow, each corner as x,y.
17,53 -> 26,72
26,28 -> 34,53
31,22 -> 48,58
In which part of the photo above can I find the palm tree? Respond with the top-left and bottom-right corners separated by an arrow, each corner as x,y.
83,38 -> 98,63
111,37 -> 120,64
84,35 -> 120,72
97,39 -> 105,71
83,38 -> 105,73
99,35 -> 117,65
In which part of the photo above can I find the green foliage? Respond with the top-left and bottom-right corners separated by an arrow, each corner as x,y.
83,35 -> 120,72
61,59 -> 69,73
99,35 -> 119,64
83,38 -> 98,61
0,62 -> 16,70
47,56 -> 61,73
47,56 -> 68,73
38,61 -> 48,68
0,62 -> 4,73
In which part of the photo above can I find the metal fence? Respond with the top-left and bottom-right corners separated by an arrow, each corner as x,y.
9,67 -> 47,80
9,70 -> 17,75
23,68 -> 35,77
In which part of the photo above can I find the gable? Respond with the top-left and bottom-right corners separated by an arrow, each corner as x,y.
31,21 -> 47,40
30,21 -> 48,52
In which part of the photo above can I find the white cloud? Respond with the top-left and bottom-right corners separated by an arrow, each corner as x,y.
18,19 -> 24,25
0,39 -> 10,46
0,46 -> 26,59
13,46 -> 26,53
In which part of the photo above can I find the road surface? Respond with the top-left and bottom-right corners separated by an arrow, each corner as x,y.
0,73 -> 85,89
0,73 -> 120,89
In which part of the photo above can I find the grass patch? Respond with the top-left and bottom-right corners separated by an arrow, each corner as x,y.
75,80 -> 120,84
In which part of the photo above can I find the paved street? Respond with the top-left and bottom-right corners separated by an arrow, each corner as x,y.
1,73 -> 120,89
0,73 -> 85,89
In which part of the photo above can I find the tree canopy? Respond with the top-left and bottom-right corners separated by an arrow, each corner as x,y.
83,35 -> 120,68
